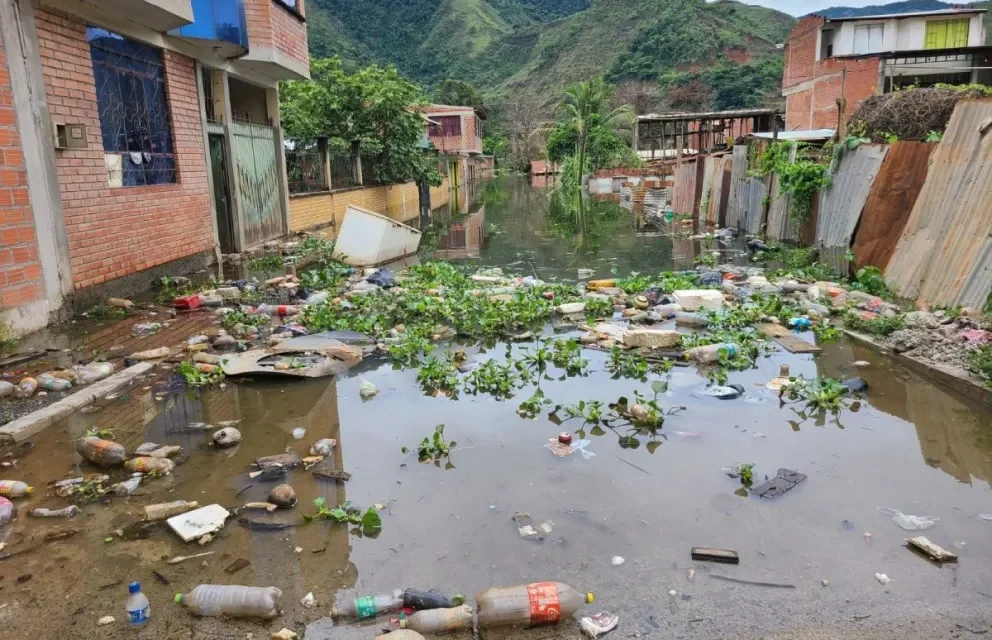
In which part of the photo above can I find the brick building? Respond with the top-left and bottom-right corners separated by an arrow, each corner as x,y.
783,8 -> 991,131
423,104 -> 494,188
0,0 -> 309,334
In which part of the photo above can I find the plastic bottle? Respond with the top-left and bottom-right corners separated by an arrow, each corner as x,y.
0,480 -> 34,498
29,505 -> 80,518
37,374 -> 72,391
304,291 -> 330,306
652,303 -> 683,318
0,496 -> 13,525
684,343 -> 738,364
74,362 -> 116,384
124,582 -> 150,628
675,312 -> 710,327
175,585 -> 282,619
331,589 -> 403,619
108,298 -> 134,309
145,500 -> 199,521
401,605 -> 474,633
0,380 -> 14,397
77,436 -> 127,467
15,377 -> 37,398
255,304 -> 298,317
124,457 -> 175,474
133,323 -> 163,336
476,582 -> 594,628
131,347 -> 171,361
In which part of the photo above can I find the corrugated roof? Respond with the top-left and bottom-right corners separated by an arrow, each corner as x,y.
752,129 -> 835,141
885,100 -> 992,308
638,108 -> 781,122
823,8 -> 986,24
817,144 -> 889,248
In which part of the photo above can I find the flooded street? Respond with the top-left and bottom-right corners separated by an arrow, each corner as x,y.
3,177 -> 992,639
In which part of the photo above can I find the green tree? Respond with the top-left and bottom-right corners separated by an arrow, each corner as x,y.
546,114 -> 638,170
281,57 -> 441,186
553,79 -> 634,186
483,133 -> 509,166
434,79 -> 484,107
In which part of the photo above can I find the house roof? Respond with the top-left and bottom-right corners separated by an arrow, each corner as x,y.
423,104 -> 488,119
822,8 -> 985,24
638,108 -> 782,122
751,129 -> 835,142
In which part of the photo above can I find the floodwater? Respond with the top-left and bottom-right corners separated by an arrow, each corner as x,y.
3,176 -> 992,639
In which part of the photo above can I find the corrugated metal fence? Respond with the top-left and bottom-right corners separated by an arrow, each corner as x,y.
852,141 -> 936,271
885,100 -> 992,308
816,144 -> 888,248
725,144 -> 749,229
671,160 -> 697,215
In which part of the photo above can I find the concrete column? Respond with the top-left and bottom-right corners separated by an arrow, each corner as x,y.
217,71 -> 246,252
351,140 -> 363,186
0,0 -> 73,322
317,137 -> 331,190
194,61 -> 221,257
266,86 -> 291,237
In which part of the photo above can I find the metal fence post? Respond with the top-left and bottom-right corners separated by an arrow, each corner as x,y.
351,141 -> 363,186
318,137 -> 331,191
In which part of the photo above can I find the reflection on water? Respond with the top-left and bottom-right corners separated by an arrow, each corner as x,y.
5,175 -> 992,638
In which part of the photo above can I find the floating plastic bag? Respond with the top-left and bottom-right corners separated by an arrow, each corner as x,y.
876,507 -> 939,531
572,439 -> 596,460
359,379 -> 378,399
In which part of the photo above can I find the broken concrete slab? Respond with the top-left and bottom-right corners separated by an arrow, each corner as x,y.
752,468 -> 807,499
623,329 -> 680,349
906,536 -> 957,563
672,290 -> 724,311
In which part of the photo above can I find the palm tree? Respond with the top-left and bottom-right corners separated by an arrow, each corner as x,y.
557,79 -> 634,187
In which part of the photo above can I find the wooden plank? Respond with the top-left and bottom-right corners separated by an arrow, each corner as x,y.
757,323 -> 822,354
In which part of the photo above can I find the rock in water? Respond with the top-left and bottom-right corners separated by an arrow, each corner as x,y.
268,484 -> 297,508
213,427 -> 242,448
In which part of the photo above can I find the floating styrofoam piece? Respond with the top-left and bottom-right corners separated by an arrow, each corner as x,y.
167,504 -> 230,542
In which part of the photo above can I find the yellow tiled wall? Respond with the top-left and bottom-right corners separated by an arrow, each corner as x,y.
289,177 -> 451,234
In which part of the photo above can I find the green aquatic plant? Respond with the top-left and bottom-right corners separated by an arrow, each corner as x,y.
551,339 -> 589,377
417,354 -> 460,397
176,360 -> 225,386
302,498 -> 382,532
402,424 -> 457,462
462,359 -> 519,399
844,312 -> 906,336
607,347 -> 650,382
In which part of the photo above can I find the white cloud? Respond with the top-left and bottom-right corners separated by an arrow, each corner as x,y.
707,0 -> 982,18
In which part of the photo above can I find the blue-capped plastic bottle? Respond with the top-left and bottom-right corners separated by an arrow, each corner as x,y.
126,582 -> 150,628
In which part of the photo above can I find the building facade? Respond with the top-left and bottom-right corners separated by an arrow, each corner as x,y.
783,8 -> 990,130
0,0 -> 309,334
423,104 -> 493,188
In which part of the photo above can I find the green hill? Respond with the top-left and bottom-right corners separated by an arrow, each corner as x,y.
305,0 -> 795,106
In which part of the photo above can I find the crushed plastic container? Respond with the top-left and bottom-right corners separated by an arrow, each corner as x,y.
132,347 -> 171,361
145,500 -> 199,521
74,362 -> 115,384
675,312 -> 710,327
401,604 -> 474,633
175,585 -> 282,619
124,457 -> 175,474
15,377 -> 37,398
77,437 -> 127,467
0,380 -> 14,397
0,496 -> 14,525
0,480 -> 33,498
476,582 -> 594,628
37,374 -> 71,391
684,343 -> 738,364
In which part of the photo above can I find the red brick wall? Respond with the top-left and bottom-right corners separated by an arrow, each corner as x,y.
0,29 -> 45,309
784,16 -> 881,130
35,9 -> 213,290
245,0 -> 309,70
464,113 -> 482,154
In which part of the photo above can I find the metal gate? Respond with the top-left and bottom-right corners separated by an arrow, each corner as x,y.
232,120 -> 282,247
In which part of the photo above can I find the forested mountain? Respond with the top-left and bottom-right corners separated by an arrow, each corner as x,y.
305,0 -> 990,113
818,1 -> 974,18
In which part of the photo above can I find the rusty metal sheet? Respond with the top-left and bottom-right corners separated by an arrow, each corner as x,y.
852,141 -> 936,271
816,144 -> 888,248
704,156 -> 731,227
700,156 -> 716,225
886,100 -> 992,308
726,145 -> 749,229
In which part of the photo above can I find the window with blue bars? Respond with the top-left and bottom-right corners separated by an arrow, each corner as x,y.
87,27 -> 176,186
275,0 -> 298,12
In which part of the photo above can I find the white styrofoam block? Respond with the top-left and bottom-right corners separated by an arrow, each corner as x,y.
167,504 -> 230,542
672,289 -> 725,311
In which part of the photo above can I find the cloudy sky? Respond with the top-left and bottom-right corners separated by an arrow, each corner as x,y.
710,0 -> 981,16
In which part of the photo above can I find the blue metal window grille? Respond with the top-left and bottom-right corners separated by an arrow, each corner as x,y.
87,28 -> 176,186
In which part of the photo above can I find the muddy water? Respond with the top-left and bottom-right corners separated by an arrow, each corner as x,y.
3,177 -> 992,639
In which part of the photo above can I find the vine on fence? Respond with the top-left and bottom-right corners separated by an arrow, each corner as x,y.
751,141 -> 831,224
